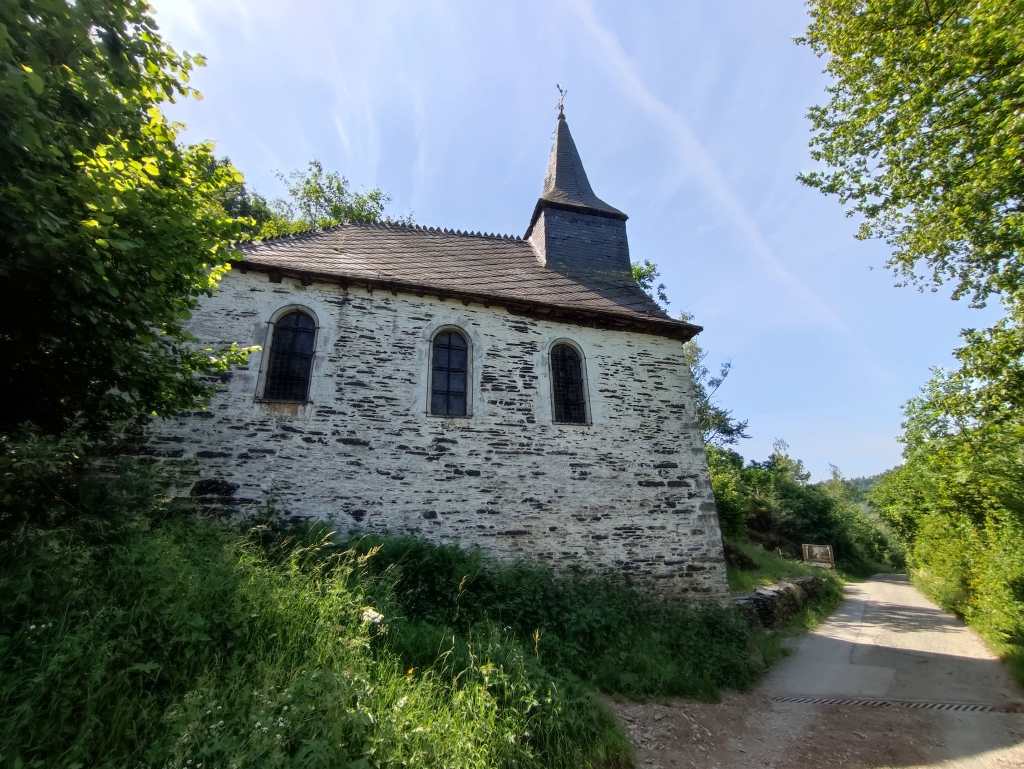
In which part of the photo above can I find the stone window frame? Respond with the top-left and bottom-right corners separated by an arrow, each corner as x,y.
426,325 -> 474,419
255,304 -> 321,405
547,338 -> 591,426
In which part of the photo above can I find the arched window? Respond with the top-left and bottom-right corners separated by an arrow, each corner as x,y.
430,330 -> 468,416
550,343 -> 587,424
262,311 -> 316,401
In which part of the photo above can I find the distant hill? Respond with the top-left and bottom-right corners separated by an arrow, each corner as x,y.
844,472 -> 892,502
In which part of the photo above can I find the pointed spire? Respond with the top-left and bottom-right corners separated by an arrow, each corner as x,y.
527,110 -> 626,235
525,108 -> 632,275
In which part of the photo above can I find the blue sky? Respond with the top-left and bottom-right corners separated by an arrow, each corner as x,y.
152,0 -> 999,480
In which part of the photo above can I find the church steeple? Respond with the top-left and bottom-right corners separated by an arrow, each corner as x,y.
531,109 -> 627,228
526,109 -> 632,276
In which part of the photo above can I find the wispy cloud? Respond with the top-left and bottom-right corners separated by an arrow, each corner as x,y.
567,0 -> 844,329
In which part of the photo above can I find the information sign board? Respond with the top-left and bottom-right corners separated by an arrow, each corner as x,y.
802,544 -> 835,569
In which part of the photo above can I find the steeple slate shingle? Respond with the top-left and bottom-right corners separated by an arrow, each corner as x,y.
526,111 -> 626,237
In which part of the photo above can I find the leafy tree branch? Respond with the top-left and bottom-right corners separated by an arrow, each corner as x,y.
255,159 -> 412,239
0,0 -> 252,435
799,0 -> 1024,306
631,262 -> 749,447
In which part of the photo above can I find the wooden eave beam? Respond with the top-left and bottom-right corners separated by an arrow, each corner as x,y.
237,261 -> 701,343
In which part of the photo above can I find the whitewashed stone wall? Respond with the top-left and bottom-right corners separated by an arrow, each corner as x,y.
148,269 -> 728,599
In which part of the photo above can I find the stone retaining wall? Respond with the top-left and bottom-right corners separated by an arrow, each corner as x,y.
734,576 -> 827,628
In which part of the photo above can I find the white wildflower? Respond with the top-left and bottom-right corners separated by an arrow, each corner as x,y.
361,608 -> 384,625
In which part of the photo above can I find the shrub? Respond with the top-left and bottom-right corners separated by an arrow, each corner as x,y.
0,491 -> 630,768
2,465 -> 779,768
336,534 -> 768,702
706,445 -> 901,577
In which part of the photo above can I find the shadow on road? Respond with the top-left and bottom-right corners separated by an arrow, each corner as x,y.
758,573 -> 1024,766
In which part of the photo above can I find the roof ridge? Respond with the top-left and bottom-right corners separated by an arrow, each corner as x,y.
248,218 -> 528,244
341,220 -> 522,241
251,219 -> 524,243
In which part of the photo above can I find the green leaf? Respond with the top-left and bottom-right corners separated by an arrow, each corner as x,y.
800,0 -> 1024,305
24,71 -> 43,94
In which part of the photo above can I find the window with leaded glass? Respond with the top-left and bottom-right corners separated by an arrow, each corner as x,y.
262,311 -> 316,401
431,331 -> 468,416
551,343 -> 587,424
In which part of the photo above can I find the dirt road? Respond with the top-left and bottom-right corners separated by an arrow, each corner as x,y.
610,575 -> 1024,768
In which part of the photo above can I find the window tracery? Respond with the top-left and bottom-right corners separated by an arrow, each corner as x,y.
551,343 -> 587,424
431,330 -> 469,416
263,310 -> 316,401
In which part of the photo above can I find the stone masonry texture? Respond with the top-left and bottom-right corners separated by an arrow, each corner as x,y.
149,269 -> 729,599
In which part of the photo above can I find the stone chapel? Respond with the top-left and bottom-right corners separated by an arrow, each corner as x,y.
152,109 -> 729,598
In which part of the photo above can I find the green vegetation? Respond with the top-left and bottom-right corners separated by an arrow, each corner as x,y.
335,534 -> 771,702
724,539 -> 820,593
242,158 -> 413,240
629,260 -> 670,310
0,462 -> 783,768
779,577 -> 846,639
632,263 -> 750,449
801,0 -> 1024,687
799,0 -> 1024,305
722,541 -> 845,657
709,442 -> 903,579
0,0 -> 251,435
869,312 -> 1024,685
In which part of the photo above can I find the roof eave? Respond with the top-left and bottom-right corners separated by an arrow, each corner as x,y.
524,198 -> 629,240
235,259 -> 701,343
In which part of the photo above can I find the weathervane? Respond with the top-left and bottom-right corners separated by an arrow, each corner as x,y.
556,84 -> 567,116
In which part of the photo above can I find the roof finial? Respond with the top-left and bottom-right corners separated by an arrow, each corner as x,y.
556,83 -> 567,119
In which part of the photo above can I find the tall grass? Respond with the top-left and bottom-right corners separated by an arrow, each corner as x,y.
0,508 -> 624,768
0,468 -> 776,768
334,533 -> 770,701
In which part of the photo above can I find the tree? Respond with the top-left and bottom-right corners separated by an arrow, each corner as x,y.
799,0 -> 1024,305
802,0 -> 1024,663
685,342 -> 751,447
256,159 -> 411,239
679,312 -> 750,447
631,259 -> 669,310
705,441 -> 901,570
630,262 -> 749,446
868,312 -> 1024,651
210,156 -> 274,238
0,0 -> 250,435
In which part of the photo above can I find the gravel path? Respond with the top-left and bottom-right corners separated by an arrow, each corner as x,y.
610,575 -> 1024,768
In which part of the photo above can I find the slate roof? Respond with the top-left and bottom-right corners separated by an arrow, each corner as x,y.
527,110 -> 626,235
238,223 -> 700,341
